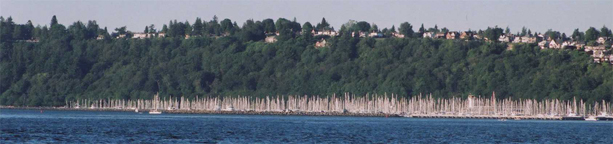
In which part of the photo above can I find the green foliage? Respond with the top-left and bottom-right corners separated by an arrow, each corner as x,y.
399,22 -> 414,37
1,16 -> 611,107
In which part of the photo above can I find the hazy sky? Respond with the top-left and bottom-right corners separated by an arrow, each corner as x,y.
1,0 -> 611,34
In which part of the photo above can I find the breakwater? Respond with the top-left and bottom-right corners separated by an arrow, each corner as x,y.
60,93 -> 613,120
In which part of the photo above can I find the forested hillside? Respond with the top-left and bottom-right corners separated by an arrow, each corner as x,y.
1,16 -> 611,106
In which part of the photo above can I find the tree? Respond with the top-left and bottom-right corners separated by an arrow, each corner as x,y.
220,19 -> 234,34
419,24 -> 425,33
399,22 -> 414,37
585,27 -> 599,42
51,15 -> 58,27
302,22 -> 313,34
600,26 -> 611,37
316,17 -> 330,30
262,19 -> 276,34
115,26 -> 127,35
144,26 -> 149,33
483,27 -> 503,41
571,28 -> 583,41
370,24 -> 379,32
505,27 -> 510,34
354,21 -> 370,32
192,17 -> 204,36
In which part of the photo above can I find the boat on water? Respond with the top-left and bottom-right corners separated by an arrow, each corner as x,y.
135,109 -> 139,113
585,116 -> 597,121
149,109 -> 162,114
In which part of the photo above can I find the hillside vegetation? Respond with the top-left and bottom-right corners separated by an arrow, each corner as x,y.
1,16 -> 611,106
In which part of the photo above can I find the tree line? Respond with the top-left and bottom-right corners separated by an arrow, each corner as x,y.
0,16 -> 611,106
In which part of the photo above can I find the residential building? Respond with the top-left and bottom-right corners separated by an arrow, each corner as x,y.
265,36 -> 277,43
597,37 -> 609,44
392,32 -> 405,38
460,31 -> 473,39
548,40 -> 561,49
498,35 -> 511,43
446,31 -> 459,39
435,33 -> 446,39
423,32 -> 435,38
315,39 -> 327,48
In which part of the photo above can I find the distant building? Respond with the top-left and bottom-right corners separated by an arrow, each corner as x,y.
96,35 -> 105,40
265,36 -> 277,43
132,32 -> 149,39
446,31 -> 459,39
369,32 -> 383,38
521,36 -> 537,43
498,35 -> 511,43
423,32 -> 435,38
460,31 -> 473,39
561,41 -> 577,49
512,36 -> 522,43
351,31 -> 367,38
435,33 -> 446,39
313,29 -> 338,36
548,40 -> 561,49
597,37 -> 609,44
315,39 -> 327,48
473,34 -> 482,40
391,32 -> 405,38
538,41 -> 547,49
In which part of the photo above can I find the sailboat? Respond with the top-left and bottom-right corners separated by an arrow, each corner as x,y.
149,94 -> 162,114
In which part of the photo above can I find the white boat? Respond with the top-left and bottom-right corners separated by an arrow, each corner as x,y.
585,116 -> 597,121
135,109 -> 139,113
149,110 -> 162,114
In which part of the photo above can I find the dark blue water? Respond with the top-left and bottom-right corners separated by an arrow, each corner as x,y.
1,109 -> 612,143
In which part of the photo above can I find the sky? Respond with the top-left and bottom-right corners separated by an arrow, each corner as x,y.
1,0 -> 612,34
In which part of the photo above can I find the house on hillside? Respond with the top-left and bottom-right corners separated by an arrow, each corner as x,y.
446,31 -> 459,39
512,36 -> 522,43
351,31 -> 367,38
392,32 -> 405,38
521,36 -> 537,43
265,36 -> 277,43
561,41 -> 577,49
315,39 -> 327,48
498,35 -> 511,43
313,29 -> 338,36
369,32 -> 383,38
592,50 -> 606,63
97,35 -> 105,40
460,31 -> 473,39
585,45 -> 606,52
132,32 -> 149,39
548,40 -> 561,49
538,41 -> 547,49
597,37 -> 609,44
435,33 -> 446,39
423,32 -> 435,38
473,34 -> 483,40
158,33 -> 166,37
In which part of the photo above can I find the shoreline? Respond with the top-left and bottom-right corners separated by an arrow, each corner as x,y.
3,106 -> 613,121
0,106 -> 401,117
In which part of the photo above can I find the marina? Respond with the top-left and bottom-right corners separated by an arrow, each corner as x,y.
59,93 -> 613,121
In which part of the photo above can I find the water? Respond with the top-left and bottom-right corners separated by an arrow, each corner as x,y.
1,109 -> 612,143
